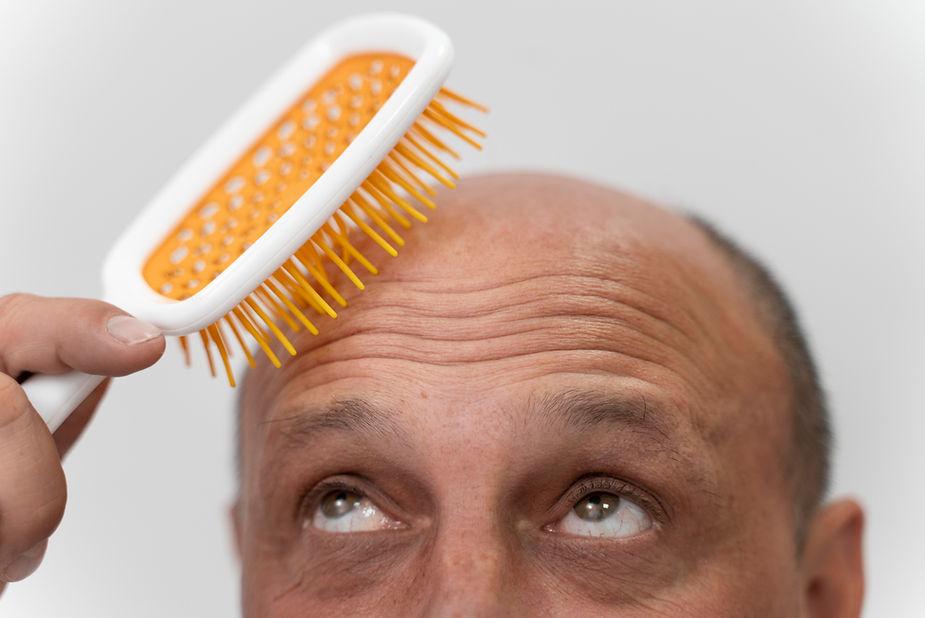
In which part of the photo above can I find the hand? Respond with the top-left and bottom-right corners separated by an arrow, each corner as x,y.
0,294 -> 164,595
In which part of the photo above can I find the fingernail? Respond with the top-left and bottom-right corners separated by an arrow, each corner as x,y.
0,540 -> 47,583
107,315 -> 161,345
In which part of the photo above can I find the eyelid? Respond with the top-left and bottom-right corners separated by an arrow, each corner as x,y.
548,474 -> 669,529
299,474 -> 406,529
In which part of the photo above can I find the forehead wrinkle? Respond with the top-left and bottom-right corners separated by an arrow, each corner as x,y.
341,239 -> 707,340
274,267 -> 716,383
243,173 -> 774,451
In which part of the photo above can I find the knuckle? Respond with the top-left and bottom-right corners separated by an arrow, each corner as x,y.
0,373 -> 23,405
0,293 -> 34,321
0,294 -> 36,355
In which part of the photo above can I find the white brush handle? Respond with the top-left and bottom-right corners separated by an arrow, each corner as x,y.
21,372 -> 107,433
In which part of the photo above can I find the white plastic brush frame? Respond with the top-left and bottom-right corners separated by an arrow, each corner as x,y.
104,13 -> 453,335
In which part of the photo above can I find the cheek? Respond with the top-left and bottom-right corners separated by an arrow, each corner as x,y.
666,562 -> 802,617
240,531 -> 428,616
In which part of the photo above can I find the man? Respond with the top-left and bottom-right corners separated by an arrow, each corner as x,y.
0,174 -> 863,615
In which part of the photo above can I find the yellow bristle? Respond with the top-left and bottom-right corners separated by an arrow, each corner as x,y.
362,184 -> 413,229
215,321 -> 234,357
256,287 -> 299,332
265,280 -> 319,335
394,142 -> 456,188
386,154 -> 437,196
282,261 -> 340,316
276,267 -> 335,318
178,335 -> 192,366
244,296 -> 296,356
352,192 -> 409,239
422,108 -> 483,150
223,315 -> 256,369
207,324 -> 236,387
315,236 -> 365,290
411,123 -> 460,160
379,161 -> 437,209
292,253 -> 349,307
341,205 -> 399,256
365,176 -> 428,224
430,101 -> 487,138
198,330 -> 217,378
403,133 -> 460,180
324,222 -> 378,275
233,307 -> 281,368
438,87 -> 490,113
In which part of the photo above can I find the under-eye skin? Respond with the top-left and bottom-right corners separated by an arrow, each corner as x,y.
302,477 -> 407,534
544,476 -> 660,539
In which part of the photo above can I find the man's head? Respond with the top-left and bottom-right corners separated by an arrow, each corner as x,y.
233,173 -> 864,616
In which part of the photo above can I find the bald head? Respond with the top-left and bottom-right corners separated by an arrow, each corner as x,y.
234,173 -> 850,616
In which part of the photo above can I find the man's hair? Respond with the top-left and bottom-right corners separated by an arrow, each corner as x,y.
687,215 -> 832,544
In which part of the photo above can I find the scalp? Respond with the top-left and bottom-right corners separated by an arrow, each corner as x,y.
244,172 -> 790,441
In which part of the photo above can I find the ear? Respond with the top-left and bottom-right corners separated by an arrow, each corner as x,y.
800,498 -> 865,617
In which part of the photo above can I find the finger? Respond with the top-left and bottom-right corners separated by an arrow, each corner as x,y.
0,294 -> 165,377
0,373 -> 67,573
52,379 -> 109,456
0,539 -> 47,583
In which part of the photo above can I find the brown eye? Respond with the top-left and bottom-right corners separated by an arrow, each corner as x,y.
320,490 -> 362,519
574,492 -> 620,522
311,486 -> 406,533
553,490 -> 653,538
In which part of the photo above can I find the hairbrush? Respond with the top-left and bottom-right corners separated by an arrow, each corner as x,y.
22,13 -> 485,431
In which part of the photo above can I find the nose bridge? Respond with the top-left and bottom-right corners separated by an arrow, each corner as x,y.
422,517 -> 515,617
416,394 -> 521,616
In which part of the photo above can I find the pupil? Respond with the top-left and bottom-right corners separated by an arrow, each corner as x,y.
575,492 -> 618,522
321,490 -> 360,518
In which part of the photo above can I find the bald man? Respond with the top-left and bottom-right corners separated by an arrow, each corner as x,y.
0,174 -> 863,615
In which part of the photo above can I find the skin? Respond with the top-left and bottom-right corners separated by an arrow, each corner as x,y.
234,174 -> 864,616
0,173 -> 862,615
0,296 -> 165,595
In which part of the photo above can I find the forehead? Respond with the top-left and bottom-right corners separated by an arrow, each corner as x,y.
240,174 -> 789,465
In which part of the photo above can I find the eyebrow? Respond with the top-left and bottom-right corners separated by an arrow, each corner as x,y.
263,397 -> 411,447
265,390 -> 674,450
531,389 -> 675,443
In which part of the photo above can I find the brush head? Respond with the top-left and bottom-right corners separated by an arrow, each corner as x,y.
100,13 -> 485,385
142,52 -> 419,304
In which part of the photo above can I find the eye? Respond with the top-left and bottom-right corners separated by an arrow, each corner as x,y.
552,491 -> 652,539
310,488 -> 404,533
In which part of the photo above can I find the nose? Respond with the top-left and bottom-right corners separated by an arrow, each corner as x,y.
420,524 -> 518,617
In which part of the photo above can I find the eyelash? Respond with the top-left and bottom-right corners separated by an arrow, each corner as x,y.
298,474 -> 413,532
556,474 -> 668,527
298,474 -> 669,531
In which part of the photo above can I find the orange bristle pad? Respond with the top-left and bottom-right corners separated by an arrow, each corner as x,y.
142,52 -> 486,386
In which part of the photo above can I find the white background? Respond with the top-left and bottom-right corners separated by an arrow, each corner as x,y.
0,1 -> 922,616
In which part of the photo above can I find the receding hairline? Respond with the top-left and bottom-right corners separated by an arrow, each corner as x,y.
233,174 -> 831,542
